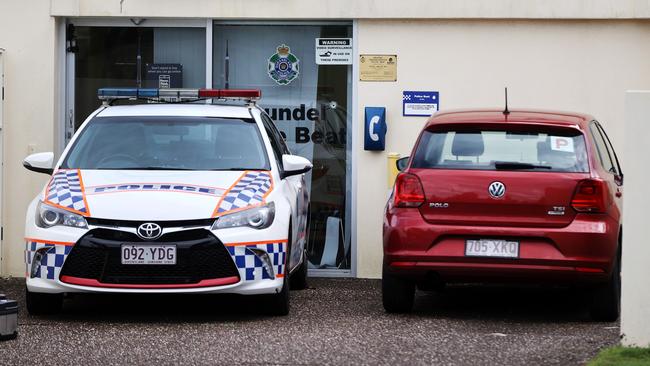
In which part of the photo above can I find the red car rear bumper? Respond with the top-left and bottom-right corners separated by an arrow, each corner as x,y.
383,208 -> 619,284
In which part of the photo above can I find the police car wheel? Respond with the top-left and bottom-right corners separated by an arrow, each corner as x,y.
290,249 -> 309,290
264,225 -> 292,316
290,206 -> 310,291
25,288 -> 63,315
265,272 -> 290,316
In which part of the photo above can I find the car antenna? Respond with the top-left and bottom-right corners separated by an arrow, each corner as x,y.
503,87 -> 510,116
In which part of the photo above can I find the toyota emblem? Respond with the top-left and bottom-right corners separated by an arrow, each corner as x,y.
137,223 -> 162,240
488,181 -> 506,199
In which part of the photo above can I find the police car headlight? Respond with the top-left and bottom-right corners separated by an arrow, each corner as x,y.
36,201 -> 88,229
212,202 -> 275,230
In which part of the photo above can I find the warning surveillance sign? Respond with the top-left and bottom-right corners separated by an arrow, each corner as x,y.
315,38 -> 352,65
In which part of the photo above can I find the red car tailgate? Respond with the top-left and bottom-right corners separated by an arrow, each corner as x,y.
414,168 -> 590,228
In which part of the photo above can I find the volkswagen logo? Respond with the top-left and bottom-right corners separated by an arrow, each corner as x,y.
488,181 -> 506,199
137,223 -> 162,240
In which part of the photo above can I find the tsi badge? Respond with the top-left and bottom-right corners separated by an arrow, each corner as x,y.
364,107 -> 387,151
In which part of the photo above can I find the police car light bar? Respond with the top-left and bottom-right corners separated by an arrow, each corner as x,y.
97,88 -> 262,102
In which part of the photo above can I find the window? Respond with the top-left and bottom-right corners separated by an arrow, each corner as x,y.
262,113 -> 290,155
73,26 -> 206,131
589,122 -> 615,174
595,122 -> 622,176
412,128 -> 589,172
62,116 -> 269,171
261,117 -> 285,170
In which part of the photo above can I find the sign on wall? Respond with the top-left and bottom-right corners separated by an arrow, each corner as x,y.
268,44 -> 300,85
364,107 -> 387,151
402,91 -> 439,116
315,38 -> 352,65
145,64 -> 183,88
359,54 -> 397,82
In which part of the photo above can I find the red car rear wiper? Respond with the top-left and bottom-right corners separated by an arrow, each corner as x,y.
493,161 -> 552,170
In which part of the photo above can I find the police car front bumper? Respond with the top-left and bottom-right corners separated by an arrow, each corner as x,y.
25,224 -> 288,295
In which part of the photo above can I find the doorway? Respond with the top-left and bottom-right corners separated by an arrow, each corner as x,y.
63,19 -> 356,277
213,23 -> 354,275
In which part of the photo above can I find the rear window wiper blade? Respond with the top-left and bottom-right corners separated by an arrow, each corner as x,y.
493,161 -> 552,170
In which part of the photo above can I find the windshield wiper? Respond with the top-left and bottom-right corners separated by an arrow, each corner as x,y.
95,166 -> 263,171
114,167 -> 195,171
494,161 -> 552,170
207,167 -> 260,171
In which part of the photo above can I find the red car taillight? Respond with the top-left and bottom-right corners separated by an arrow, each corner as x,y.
571,179 -> 607,213
394,173 -> 425,208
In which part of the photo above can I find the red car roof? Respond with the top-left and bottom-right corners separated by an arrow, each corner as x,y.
426,109 -> 594,130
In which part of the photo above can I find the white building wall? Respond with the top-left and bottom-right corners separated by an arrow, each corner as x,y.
621,91 -> 650,347
0,2 -> 58,276
1,2 -> 650,279
355,19 -> 650,277
50,0 -> 650,19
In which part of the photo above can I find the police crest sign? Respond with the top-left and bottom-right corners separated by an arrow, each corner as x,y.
268,44 -> 300,85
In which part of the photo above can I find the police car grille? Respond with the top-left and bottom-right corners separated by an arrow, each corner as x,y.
85,217 -> 215,229
60,228 -> 239,285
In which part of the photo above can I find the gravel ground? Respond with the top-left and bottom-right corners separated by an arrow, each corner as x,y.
0,277 -> 618,365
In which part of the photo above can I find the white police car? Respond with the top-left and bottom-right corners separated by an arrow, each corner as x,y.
22,88 -> 311,316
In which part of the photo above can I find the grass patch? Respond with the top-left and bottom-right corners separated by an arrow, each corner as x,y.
589,346 -> 650,366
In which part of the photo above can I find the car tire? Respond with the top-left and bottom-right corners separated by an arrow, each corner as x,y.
590,249 -> 621,322
290,249 -> 309,290
26,288 -> 63,315
265,272 -> 290,316
382,264 -> 415,313
264,224 -> 292,316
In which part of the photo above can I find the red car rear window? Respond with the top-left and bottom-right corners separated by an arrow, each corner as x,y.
411,128 -> 589,172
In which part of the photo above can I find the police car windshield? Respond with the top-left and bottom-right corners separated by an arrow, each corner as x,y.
61,116 -> 271,171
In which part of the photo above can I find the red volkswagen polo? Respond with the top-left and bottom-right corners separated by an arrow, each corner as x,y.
383,109 -> 623,321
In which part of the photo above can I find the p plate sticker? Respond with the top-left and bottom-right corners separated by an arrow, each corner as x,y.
550,136 -> 574,152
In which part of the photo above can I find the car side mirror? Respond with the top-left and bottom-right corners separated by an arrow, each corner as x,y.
23,152 -> 54,175
396,156 -> 410,172
281,154 -> 312,179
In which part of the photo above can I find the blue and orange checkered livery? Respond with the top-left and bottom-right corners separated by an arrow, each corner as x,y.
227,241 -> 286,281
44,169 -> 90,216
214,171 -> 273,217
25,241 -> 72,280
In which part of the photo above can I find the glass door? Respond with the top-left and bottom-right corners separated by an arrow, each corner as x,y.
67,23 -> 207,136
213,23 -> 353,275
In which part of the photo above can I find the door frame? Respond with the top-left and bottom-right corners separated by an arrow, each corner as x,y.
0,47 -> 5,275
213,19 -> 356,277
59,18 -> 358,278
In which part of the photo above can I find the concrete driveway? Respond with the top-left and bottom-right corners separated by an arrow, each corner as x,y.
0,277 -> 618,365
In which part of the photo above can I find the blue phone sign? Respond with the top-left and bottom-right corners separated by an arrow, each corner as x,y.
364,107 -> 386,151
